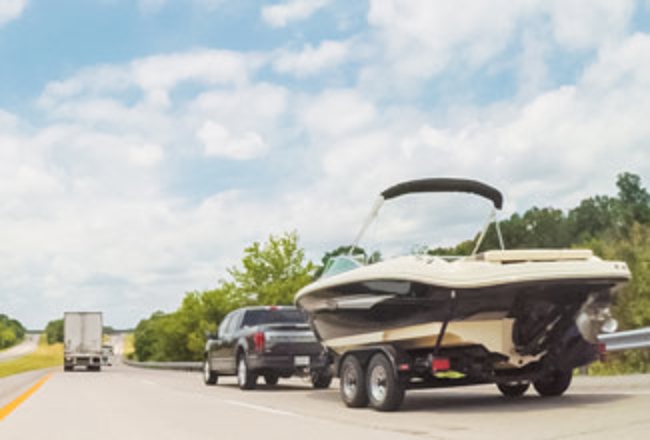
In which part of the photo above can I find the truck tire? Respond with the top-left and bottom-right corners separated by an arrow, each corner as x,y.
497,382 -> 530,397
366,353 -> 405,412
339,355 -> 368,408
264,373 -> 279,385
534,370 -> 572,397
311,370 -> 333,389
64,365 -> 73,372
203,358 -> 218,385
237,354 -> 257,390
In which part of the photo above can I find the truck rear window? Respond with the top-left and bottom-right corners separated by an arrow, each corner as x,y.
242,309 -> 307,327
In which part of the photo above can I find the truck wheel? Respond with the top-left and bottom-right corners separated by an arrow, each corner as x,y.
534,370 -> 572,397
237,355 -> 257,390
264,373 -> 279,385
311,370 -> 333,389
203,358 -> 218,385
64,365 -> 73,372
497,382 -> 530,397
339,355 -> 368,408
366,353 -> 405,412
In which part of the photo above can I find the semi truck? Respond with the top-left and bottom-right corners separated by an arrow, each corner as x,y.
64,312 -> 103,372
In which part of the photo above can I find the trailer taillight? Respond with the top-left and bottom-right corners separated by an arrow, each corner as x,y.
254,331 -> 265,351
431,357 -> 450,372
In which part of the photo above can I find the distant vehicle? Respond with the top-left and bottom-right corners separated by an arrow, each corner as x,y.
203,306 -> 332,390
101,344 -> 114,366
64,312 -> 103,372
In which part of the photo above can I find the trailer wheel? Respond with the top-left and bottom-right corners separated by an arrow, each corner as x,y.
497,382 -> 530,397
340,355 -> 368,408
366,353 -> 405,412
534,369 -> 572,397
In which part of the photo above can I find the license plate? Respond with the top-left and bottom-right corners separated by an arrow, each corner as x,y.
294,356 -> 310,367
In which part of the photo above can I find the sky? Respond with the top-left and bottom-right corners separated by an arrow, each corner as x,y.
0,0 -> 649,329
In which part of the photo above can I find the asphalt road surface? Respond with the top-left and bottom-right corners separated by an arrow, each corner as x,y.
0,335 -> 39,363
1,355 -> 649,440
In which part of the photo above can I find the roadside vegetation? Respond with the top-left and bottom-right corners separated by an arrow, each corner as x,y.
0,314 -> 26,351
133,232 -> 313,361
132,173 -> 649,374
0,335 -> 63,378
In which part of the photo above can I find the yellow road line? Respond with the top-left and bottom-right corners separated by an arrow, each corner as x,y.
0,372 -> 53,421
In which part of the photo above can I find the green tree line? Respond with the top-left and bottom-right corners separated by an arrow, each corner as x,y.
132,173 -> 649,373
43,318 -> 117,345
133,232 -> 314,361
0,314 -> 26,350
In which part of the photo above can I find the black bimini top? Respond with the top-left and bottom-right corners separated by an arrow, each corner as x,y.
380,178 -> 503,209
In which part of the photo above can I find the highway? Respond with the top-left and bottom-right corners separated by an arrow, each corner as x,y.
1,355 -> 649,440
0,335 -> 39,363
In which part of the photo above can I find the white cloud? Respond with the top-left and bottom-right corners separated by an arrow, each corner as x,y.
261,0 -> 328,28
198,121 -> 268,160
0,108 -> 19,128
0,0 -> 27,27
273,40 -> 350,77
190,83 -> 289,134
128,143 -> 164,168
549,0 -> 635,50
40,50 -> 261,109
364,0 -> 637,85
299,89 -> 376,137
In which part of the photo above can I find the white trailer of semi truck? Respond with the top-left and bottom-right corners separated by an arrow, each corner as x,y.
64,312 -> 103,372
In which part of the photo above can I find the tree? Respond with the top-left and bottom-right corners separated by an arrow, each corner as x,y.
227,231 -> 315,305
616,172 -> 650,231
132,231 -> 316,362
44,319 -> 64,344
0,314 -> 26,349
568,195 -> 617,242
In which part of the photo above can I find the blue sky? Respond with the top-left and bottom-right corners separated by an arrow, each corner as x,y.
1,0 -> 649,328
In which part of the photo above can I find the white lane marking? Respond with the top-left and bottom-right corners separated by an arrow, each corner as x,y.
222,399 -> 303,418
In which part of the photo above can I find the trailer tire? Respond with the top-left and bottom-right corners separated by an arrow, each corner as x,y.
497,382 -> 530,397
340,355 -> 368,408
534,369 -> 572,397
366,353 -> 405,412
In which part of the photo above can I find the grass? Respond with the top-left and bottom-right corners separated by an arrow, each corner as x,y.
0,335 -> 63,379
122,333 -> 135,359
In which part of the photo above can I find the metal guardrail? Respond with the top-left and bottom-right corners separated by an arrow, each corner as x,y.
598,327 -> 650,352
122,358 -> 202,372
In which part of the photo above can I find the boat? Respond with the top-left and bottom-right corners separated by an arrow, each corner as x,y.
296,178 -> 629,382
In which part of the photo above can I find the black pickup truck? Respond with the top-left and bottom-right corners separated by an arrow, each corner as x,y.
203,306 -> 332,390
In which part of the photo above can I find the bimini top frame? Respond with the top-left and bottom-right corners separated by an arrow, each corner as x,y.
350,177 -> 505,255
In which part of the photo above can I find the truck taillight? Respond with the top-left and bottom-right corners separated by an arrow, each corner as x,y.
431,357 -> 450,372
254,331 -> 265,351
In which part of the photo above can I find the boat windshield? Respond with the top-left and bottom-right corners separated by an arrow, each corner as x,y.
321,256 -> 364,278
